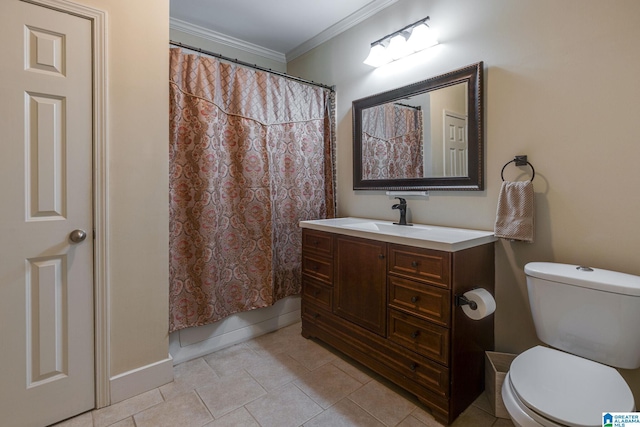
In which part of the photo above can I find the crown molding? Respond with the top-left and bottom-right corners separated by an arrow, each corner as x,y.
170,17 -> 287,64
171,0 -> 397,65
286,0 -> 398,62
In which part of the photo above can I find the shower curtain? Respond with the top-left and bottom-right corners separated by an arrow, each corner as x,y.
361,103 -> 423,179
168,48 -> 336,333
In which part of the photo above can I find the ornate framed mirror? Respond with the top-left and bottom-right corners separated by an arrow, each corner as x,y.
353,62 -> 484,191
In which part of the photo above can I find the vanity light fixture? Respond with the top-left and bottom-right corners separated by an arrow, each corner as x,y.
363,17 -> 438,67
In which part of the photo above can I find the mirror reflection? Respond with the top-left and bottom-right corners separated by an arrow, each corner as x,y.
353,62 -> 483,191
361,82 -> 468,180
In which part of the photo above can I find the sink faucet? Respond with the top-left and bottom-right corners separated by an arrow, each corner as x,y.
392,197 -> 412,226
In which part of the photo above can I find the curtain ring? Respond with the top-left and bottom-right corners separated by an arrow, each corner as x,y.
501,158 -> 535,182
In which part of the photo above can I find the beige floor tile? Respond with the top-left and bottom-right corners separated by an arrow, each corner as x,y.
303,399 -> 385,427
159,357 -> 219,400
133,391 -> 212,427
493,418 -> 515,427
409,406 -> 446,427
246,322 -> 307,356
55,321 -> 507,427
245,351 -> 309,390
473,392 -> 493,414
406,396 -> 501,427
348,380 -> 416,426
295,363 -> 364,408
245,383 -> 322,427
275,321 -> 305,337
203,407 -> 260,427
286,338 -> 337,370
197,370 -> 266,418
105,418 -> 135,427
92,389 -> 163,427
450,404 -> 496,427
397,414 -> 431,427
330,357 -> 375,385
51,411 -> 93,427
203,343 -> 262,378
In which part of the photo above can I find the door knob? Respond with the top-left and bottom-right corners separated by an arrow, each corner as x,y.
69,229 -> 87,243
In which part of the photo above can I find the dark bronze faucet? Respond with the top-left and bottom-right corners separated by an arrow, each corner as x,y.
392,197 -> 412,226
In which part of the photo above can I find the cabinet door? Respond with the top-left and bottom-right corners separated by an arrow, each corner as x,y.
334,236 -> 387,336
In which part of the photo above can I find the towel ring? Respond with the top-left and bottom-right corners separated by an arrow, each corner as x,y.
501,155 -> 535,182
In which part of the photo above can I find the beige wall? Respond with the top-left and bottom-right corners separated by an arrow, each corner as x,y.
288,0 -> 640,398
79,0 -> 170,377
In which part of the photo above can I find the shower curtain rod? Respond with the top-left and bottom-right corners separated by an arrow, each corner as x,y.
170,41 -> 335,92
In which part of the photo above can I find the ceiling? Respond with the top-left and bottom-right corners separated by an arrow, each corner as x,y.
170,0 -> 397,62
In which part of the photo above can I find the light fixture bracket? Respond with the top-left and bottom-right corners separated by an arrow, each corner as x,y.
368,16 -> 430,47
364,16 -> 437,67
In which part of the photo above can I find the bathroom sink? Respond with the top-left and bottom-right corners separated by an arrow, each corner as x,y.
299,217 -> 496,252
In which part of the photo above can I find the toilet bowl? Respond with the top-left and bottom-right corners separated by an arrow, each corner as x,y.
501,346 -> 634,427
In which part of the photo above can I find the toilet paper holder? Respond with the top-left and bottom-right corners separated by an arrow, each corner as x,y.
455,294 -> 478,310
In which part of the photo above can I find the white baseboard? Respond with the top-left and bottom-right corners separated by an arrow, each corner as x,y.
109,356 -> 174,404
170,296 -> 301,365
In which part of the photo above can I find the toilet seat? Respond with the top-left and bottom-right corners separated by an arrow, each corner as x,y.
508,346 -> 635,427
503,373 -> 563,427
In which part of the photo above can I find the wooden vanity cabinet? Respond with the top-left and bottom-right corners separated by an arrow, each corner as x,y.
301,229 -> 495,425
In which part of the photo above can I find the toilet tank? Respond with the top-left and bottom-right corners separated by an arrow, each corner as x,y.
525,262 -> 640,369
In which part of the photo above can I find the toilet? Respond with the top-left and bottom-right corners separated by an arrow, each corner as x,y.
502,262 -> 640,427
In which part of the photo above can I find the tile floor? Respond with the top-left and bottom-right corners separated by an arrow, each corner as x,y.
53,322 -> 515,427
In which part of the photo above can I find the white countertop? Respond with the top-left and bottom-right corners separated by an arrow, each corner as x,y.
299,217 -> 496,252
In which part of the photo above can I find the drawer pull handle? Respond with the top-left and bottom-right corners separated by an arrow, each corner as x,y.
409,363 -> 418,372
410,296 -> 419,303
411,261 -> 419,268
411,330 -> 420,339
313,313 -> 320,319
313,289 -> 321,296
313,240 -> 319,245
313,265 -> 320,271
378,254 -> 385,259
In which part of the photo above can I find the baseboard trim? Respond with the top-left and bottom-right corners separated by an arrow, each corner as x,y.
109,356 -> 174,404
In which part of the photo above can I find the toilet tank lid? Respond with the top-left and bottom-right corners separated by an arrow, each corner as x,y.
525,262 -> 640,296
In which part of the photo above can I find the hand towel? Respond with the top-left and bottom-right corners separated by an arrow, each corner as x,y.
494,180 -> 534,242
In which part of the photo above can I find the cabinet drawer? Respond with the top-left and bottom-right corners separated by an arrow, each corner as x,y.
302,277 -> 333,312
384,336 -> 450,397
388,245 -> 450,288
388,276 -> 450,326
388,309 -> 450,366
302,229 -> 333,257
302,253 -> 333,284
301,300 -> 330,324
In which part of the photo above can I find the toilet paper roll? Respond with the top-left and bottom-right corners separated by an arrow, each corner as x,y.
461,288 -> 496,320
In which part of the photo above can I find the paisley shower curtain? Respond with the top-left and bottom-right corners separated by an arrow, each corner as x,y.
361,103 -> 423,179
168,48 -> 335,333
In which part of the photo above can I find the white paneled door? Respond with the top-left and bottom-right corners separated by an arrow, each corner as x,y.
443,111 -> 468,177
0,1 -> 95,426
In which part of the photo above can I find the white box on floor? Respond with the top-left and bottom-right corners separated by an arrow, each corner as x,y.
485,351 -> 516,419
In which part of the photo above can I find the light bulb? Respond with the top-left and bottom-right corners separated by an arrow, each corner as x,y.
387,33 -> 412,60
407,23 -> 438,52
363,43 -> 391,67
